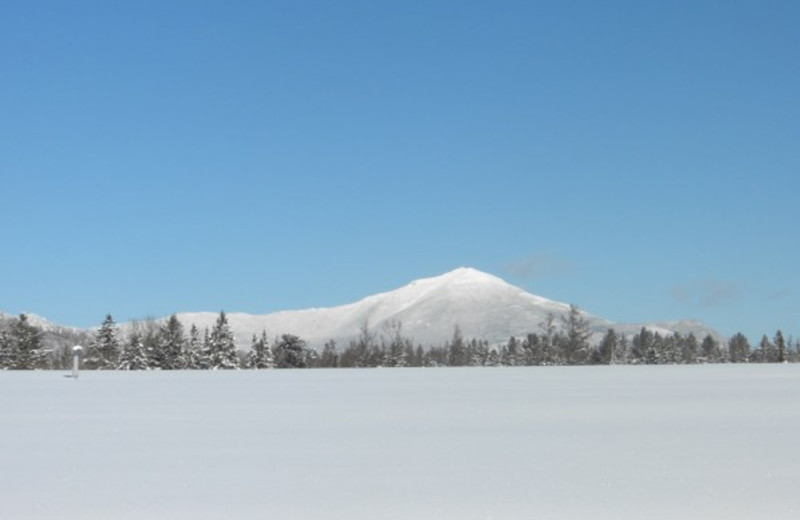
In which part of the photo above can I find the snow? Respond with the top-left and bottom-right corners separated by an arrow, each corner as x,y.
2,365 -> 798,519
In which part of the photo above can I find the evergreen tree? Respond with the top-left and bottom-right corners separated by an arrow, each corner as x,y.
274,334 -> 312,368
5,314 -> 45,369
208,312 -> 239,369
597,328 -> 619,365
158,315 -> 187,370
413,345 -> 425,367
756,335 -> 776,363
196,327 -> 212,369
681,333 -> 699,364
775,330 -> 787,363
118,328 -> 149,370
485,348 -> 501,367
615,333 -> 629,365
538,313 -> 560,365
662,333 -> 682,364
137,318 -> 162,369
0,327 -> 11,369
448,325 -> 468,366
701,335 -> 722,363
468,338 -> 490,366
184,324 -> 202,369
341,321 -> 375,368
728,333 -> 751,363
246,330 -> 274,369
561,304 -> 591,365
631,327 -> 653,364
502,336 -> 522,366
382,320 -> 408,367
85,314 -> 120,370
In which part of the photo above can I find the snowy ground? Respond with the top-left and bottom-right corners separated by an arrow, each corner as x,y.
2,366 -> 799,519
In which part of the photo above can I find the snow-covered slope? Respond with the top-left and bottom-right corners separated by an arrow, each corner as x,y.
4,367 -> 799,519
169,267 -> 720,349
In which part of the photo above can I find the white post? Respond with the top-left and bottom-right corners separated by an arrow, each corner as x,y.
72,346 -> 83,379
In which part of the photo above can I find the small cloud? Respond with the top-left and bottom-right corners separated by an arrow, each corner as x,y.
767,289 -> 793,301
669,279 -> 742,308
504,252 -> 575,280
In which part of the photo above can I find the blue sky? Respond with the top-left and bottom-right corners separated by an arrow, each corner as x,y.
2,1 -> 798,342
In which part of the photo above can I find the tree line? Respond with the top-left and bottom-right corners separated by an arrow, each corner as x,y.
0,306 -> 797,370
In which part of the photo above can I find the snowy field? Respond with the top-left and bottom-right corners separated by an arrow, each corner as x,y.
2,366 -> 799,519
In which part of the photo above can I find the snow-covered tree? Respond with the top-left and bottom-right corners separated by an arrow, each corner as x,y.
681,333 -> 699,364
468,338 -> 490,366
183,324 -> 202,369
701,334 -> 722,363
502,336 -> 521,366
196,327 -> 212,369
85,315 -> 120,369
274,334 -> 312,368
596,328 -> 619,365
728,333 -> 750,363
754,335 -> 776,363
246,330 -> 274,369
118,327 -> 149,370
0,327 -> 11,369
207,312 -> 238,369
158,315 -> 187,370
1,314 -> 45,369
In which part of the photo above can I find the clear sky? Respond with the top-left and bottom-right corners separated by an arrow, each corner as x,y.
2,1 -> 798,343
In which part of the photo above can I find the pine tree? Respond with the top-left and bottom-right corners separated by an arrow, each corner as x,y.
561,304 -> 591,365
756,335 -> 776,363
597,329 -> 619,365
118,328 -> 149,370
380,320 -> 408,368
728,333 -> 751,363
662,333 -> 682,364
246,330 -> 274,369
184,324 -> 202,369
701,335 -> 722,363
274,334 -> 312,368
538,313 -> 560,365
774,330 -> 787,363
208,312 -> 238,369
448,325 -> 468,366
85,315 -> 120,369
468,338 -> 490,366
503,337 -> 521,366
5,314 -> 45,369
0,327 -> 11,369
197,327 -> 212,369
159,315 -> 187,370
631,327 -> 652,364
681,333 -> 699,364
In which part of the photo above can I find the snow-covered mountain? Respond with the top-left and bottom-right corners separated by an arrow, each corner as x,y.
167,267 -> 721,349
2,268 -> 723,349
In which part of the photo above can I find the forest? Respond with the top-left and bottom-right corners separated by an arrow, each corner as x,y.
0,308 -> 797,371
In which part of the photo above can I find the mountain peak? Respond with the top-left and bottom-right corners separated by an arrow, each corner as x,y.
423,267 -> 509,287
